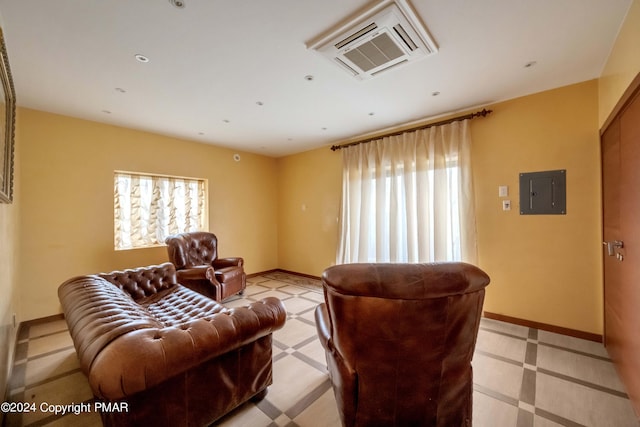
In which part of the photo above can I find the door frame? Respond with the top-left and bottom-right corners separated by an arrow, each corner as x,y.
601,72 -> 640,137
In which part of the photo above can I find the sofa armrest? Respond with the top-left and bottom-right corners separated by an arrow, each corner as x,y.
314,303 -> 357,425
58,275 -> 164,373
176,265 -> 218,284
89,296 -> 286,400
212,257 -> 244,269
315,303 -> 332,351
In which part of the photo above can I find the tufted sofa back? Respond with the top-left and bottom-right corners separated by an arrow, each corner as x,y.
165,231 -> 219,269
98,262 -> 177,301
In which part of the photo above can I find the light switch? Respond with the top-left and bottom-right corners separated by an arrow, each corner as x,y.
502,200 -> 511,211
498,185 -> 509,197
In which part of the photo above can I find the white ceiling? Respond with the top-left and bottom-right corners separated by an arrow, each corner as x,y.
0,0 -> 632,157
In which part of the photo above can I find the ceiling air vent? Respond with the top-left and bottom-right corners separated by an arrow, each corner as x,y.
307,0 -> 437,80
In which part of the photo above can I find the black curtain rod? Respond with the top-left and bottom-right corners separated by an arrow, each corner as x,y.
330,108 -> 493,151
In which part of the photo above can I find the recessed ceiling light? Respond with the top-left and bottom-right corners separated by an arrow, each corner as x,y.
304,75 -> 314,81
115,87 -> 126,93
431,91 -> 440,96
198,132 -> 204,135
524,61 -> 537,68
222,119 -> 230,123
169,0 -> 185,8
134,54 -> 149,63
321,127 -> 327,131
101,110 -> 112,114
256,101 -> 264,106
368,112 -> 375,116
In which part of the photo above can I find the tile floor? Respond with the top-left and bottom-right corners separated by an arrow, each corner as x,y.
3,272 -> 639,427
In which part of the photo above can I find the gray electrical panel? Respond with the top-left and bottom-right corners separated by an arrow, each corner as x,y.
519,170 -> 566,215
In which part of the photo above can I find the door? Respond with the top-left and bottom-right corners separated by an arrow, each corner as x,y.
602,87 -> 640,417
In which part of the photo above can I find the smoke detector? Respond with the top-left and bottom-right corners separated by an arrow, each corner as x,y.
307,0 -> 437,80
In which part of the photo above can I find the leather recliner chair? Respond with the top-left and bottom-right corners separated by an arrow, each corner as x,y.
315,262 -> 490,427
165,231 -> 246,301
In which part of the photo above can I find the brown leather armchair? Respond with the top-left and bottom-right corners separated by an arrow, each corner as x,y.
315,262 -> 490,427
165,231 -> 246,301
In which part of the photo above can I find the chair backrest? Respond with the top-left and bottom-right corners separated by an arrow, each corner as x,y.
165,232 -> 219,269
321,262 -> 490,427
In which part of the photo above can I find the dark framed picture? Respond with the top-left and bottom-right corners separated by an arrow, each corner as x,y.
0,27 -> 15,203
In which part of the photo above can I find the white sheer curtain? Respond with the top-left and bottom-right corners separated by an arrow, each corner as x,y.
114,172 -> 206,250
337,119 -> 477,264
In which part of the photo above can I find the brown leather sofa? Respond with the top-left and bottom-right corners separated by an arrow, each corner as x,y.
58,262 -> 286,427
315,262 -> 490,427
165,231 -> 246,301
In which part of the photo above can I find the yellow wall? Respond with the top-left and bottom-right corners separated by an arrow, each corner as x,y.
277,80 -> 603,334
276,147 -> 341,275
17,108 -> 279,321
599,0 -> 640,126
0,112 -> 20,406
473,80 -> 602,334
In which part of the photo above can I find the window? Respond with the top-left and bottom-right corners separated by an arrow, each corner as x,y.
359,161 -> 462,262
337,120 -> 477,264
114,171 -> 207,250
